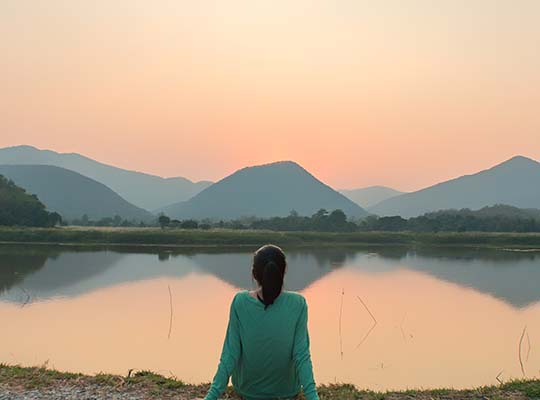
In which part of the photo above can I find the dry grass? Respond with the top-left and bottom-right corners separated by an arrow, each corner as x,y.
2,364 -> 540,399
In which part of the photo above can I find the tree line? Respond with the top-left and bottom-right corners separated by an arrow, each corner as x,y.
359,205 -> 540,233
0,175 -> 61,227
156,205 -> 540,233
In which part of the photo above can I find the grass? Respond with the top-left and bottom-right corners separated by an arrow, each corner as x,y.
1,364 -> 540,399
1,226 -> 540,250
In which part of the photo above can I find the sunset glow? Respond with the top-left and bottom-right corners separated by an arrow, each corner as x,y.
2,0 -> 539,190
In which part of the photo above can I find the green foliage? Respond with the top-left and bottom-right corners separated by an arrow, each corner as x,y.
72,214 -> 148,228
158,214 -> 171,229
68,204 -> 540,234
501,379 -> 540,397
250,208 -> 357,232
0,175 -> 62,227
180,219 -> 198,229
1,227 -> 540,249
360,205 -> 540,233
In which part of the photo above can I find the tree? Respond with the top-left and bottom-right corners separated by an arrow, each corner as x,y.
0,174 -> 63,227
48,212 -> 62,227
312,209 -> 329,219
158,214 -> 170,229
113,215 -> 123,226
328,209 -> 347,225
81,214 -> 89,226
180,219 -> 198,229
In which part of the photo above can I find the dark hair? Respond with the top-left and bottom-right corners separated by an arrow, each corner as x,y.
252,244 -> 286,309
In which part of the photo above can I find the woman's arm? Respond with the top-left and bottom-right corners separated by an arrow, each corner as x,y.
204,294 -> 242,400
292,298 -> 320,400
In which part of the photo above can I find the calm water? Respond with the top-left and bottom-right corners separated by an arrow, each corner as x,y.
1,244 -> 540,391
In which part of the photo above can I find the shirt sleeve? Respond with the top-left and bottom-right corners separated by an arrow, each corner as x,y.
204,294 -> 242,400
292,298 -> 320,400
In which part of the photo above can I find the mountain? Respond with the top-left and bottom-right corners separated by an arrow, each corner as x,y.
0,165 -> 153,221
159,161 -> 367,220
370,156 -> 540,217
340,186 -> 403,208
0,174 -> 60,227
0,145 -> 212,210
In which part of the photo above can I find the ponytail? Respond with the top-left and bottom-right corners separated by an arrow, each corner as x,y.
261,261 -> 284,309
252,244 -> 287,310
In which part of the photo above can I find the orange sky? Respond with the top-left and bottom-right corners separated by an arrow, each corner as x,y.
1,0 -> 539,191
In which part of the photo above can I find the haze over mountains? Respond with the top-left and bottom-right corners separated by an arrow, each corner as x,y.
370,156 -> 540,217
160,161 -> 367,220
0,145 -> 212,210
2,145 -> 539,221
340,186 -> 404,209
0,165 -> 153,221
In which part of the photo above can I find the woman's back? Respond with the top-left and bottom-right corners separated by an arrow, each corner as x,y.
205,291 -> 318,400
234,291 -> 307,397
204,245 -> 319,400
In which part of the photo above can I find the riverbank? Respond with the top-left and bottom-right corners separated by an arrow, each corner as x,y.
1,365 -> 539,400
1,227 -> 540,250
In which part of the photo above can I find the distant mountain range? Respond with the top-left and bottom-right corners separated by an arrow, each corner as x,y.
2,145 -> 540,221
0,165 -> 153,221
0,145 -> 212,210
370,156 -> 540,217
160,161 -> 367,220
340,186 -> 403,209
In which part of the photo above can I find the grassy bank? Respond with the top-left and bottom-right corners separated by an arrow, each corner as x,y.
1,226 -> 540,249
1,364 -> 540,399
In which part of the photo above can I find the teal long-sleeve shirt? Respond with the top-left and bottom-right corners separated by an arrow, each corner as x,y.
204,291 -> 319,400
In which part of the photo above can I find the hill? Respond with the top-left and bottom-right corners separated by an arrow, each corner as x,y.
0,174 -> 61,227
159,161 -> 367,220
340,186 -> 403,208
0,165 -> 153,222
369,156 -> 540,217
0,145 -> 212,210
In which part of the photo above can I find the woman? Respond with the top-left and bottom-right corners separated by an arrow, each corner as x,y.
203,244 -> 319,400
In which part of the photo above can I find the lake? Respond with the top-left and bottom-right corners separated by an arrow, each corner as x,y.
1,244 -> 539,391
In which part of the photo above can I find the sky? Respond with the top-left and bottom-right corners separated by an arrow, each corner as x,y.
1,0 -> 539,191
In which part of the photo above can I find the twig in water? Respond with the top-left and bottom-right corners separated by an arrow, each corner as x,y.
518,326 -> 527,376
19,287 -> 31,307
339,288 -> 344,360
168,285 -> 174,340
355,295 -> 378,349
357,296 -> 377,324
526,331 -> 531,362
496,370 -> 504,385
356,323 -> 377,349
400,313 -> 407,343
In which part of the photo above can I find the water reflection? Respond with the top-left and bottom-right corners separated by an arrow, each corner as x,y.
1,244 -> 540,390
2,245 -> 540,309
0,246 -> 56,294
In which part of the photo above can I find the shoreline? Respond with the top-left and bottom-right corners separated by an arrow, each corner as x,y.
1,365 -> 540,400
1,227 -> 540,251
